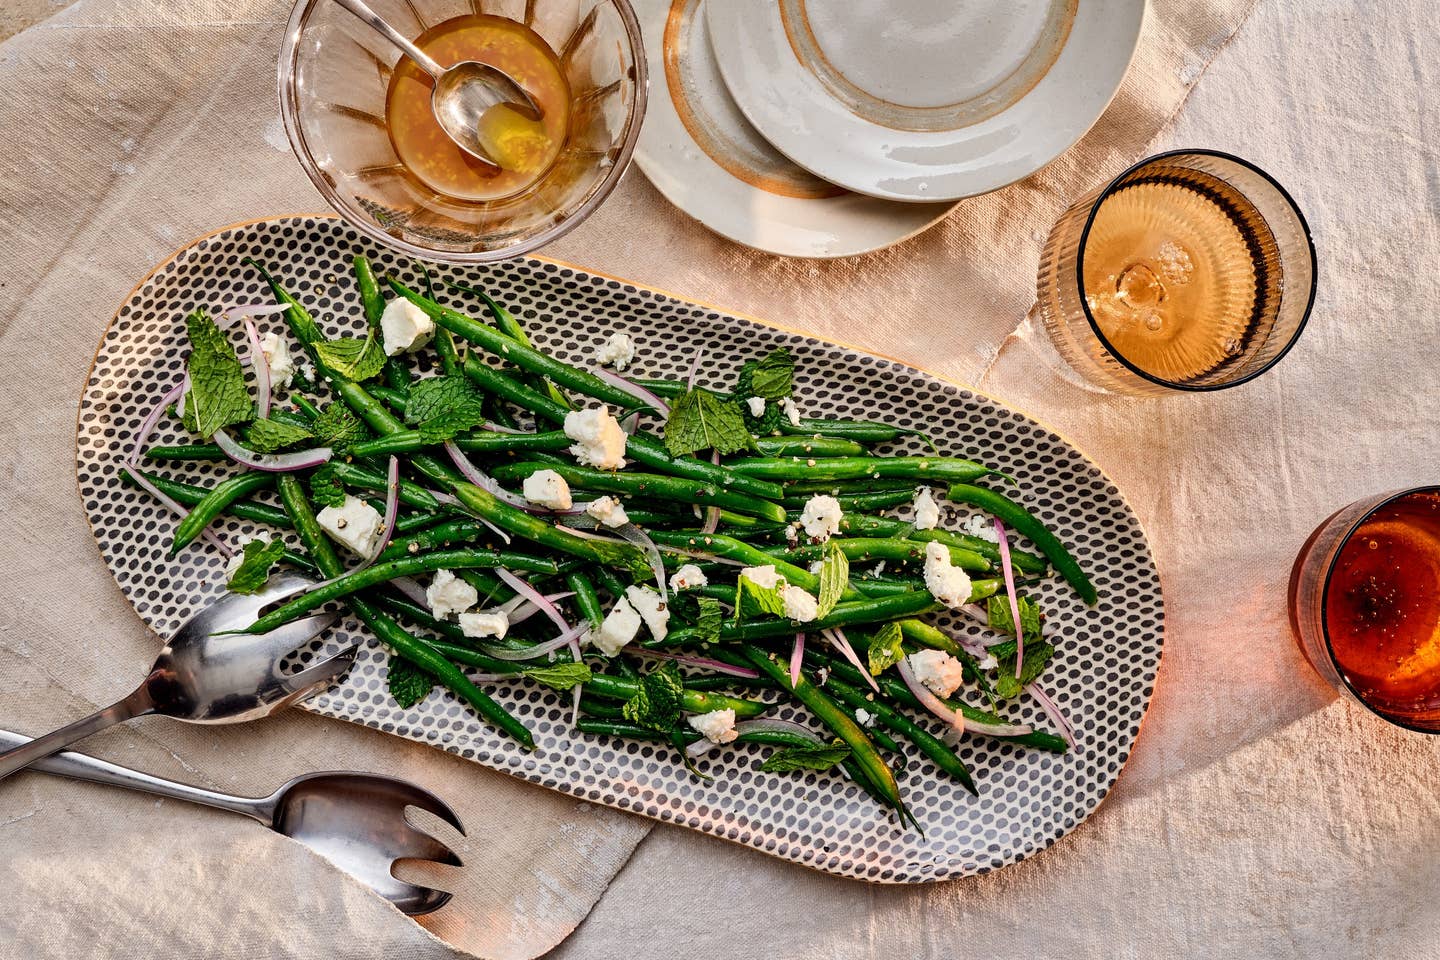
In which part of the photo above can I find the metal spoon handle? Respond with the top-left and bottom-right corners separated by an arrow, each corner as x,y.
330,0 -> 445,79
0,728 -> 271,824
0,687 -> 153,782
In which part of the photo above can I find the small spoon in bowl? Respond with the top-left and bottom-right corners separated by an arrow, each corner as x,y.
331,0 -> 542,169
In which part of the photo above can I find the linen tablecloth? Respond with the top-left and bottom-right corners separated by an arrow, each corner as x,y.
2,0 -> 1438,957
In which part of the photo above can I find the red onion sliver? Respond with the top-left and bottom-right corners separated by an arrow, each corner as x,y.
444,440 -> 535,511
479,634 -> 577,662
243,318 -> 271,419
686,345 -> 705,389
1025,682 -> 1077,749
619,412 -> 639,435
685,738 -> 718,759
481,421 -> 526,435
995,517 -> 1025,678
896,657 -> 1035,736
213,429 -> 332,472
219,302 -> 291,326
790,633 -> 805,688
612,523 -> 668,599
631,649 -> 760,679
700,450 -> 722,534
824,627 -> 877,693
653,542 -> 749,567
125,467 -> 233,556
505,591 -> 576,626
495,568 -> 571,637
128,378 -> 186,464
391,575 -> 429,606
588,365 -> 670,416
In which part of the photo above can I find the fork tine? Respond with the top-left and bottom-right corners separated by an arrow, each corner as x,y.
278,646 -> 356,695
396,828 -> 464,869
404,789 -> 466,836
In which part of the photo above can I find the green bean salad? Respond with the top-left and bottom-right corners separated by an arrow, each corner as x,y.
120,253 -> 1092,828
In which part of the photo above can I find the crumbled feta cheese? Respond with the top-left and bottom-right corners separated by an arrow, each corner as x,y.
564,406 -> 627,470
297,360 -> 315,385
745,396 -> 766,417
459,609 -> 509,639
426,569 -> 478,620
908,649 -> 966,698
855,707 -> 875,728
687,708 -> 738,744
379,299 -> 435,356
585,495 -> 630,528
781,396 -> 802,427
912,487 -> 941,531
962,514 -> 1000,543
780,584 -> 819,622
799,495 -> 842,541
592,331 -> 635,369
668,564 -> 708,592
316,495 -> 384,556
809,560 -> 824,575
259,333 -> 295,390
815,666 -> 829,685
590,596 -> 642,655
923,541 -> 973,609
978,654 -> 999,671
522,469 -> 572,510
784,522 -> 801,543
740,564 -> 782,590
625,584 -> 670,641
871,561 -> 887,577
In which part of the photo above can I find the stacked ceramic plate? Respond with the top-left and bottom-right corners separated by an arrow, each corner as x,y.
632,0 -> 1145,258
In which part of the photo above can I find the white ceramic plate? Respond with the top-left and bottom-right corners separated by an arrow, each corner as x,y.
78,217 -> 1163,882
705,0 -> 1146,202
631,0 -> 956,257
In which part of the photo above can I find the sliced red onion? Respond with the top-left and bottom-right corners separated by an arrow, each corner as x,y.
790,633 -> 805,688
219,302 -> 291,326
995,517 -> 1025,678
619,412 -> 639,435
653,542 -> 749,567
444,440 -> 534,511
613,523 -> 667,599
504,591 -> 576,626
479,633 -> 578,662
700,450 -> 722,534
128,377 -> 186,464
391,575 -> 429,606
482,421 -> 526,435
589,366 -> 670,417
824,627 -> 877,692
686,345 -> 705,389
466,673 -> 515,684
213,429 -> 332,472
630,649 -> 760,679
556,521 -> 628,545
1025,682 -> 1077,749
125,466 -> 232,556
242,318 -> 271,419
496,568 -> 571,637
956,603 -> 990,627
897,657 -> 1034,737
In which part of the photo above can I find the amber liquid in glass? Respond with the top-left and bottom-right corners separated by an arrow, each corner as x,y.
1325,491 -> 1440,718
385,14 -> 571,202
1082,173 -> 1279,383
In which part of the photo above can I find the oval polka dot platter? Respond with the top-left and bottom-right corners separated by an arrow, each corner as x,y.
76,216 -> 1163,883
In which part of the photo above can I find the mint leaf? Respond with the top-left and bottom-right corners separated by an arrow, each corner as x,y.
387,655 -> 433,709
995,641 -> 1055,700
748,347 -> 794,400
310,402 -> 367,452
664,389 -> 755,457
866,621 -> 905,677
244,417 -> 314,454
310,463 -> 347,509
816,540 -> 848,619
621,661 -> 684,732
523,662 -> 592,692
226,537 -> 286,594
403,375 -> 489,442
315,333 -> 386,382
986,594 -> 1043,644
735,574 -> 786,621
758,738 -> 850,773
185,309 -> 252,438
694,597 -> 723,644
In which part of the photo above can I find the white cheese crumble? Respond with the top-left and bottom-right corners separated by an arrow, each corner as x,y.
781,396 -> 802,427
316,495 -> 384,557
799,495 -> 842,541
459,609 -> 509,640
780,584 -> 819,623
854,707 -> 875,728
962,514 -> 1001,543
668,564 -> 708,592
522,469 -> 572,510
590,596 -> 641,656
379,299 -> 435,356
592,332 -> 635,369
745,396 -> 766,417
908,649 -> 966,698
585,495 -> 630,528
923,541 -> 973,609
625,584 -> 670,641
740,564 -> 782,590
564,406 -> 628,470
426,569 -> 478,620
259,333 -> 295,390
912,487 -> 941,531
687,708 -> 738,744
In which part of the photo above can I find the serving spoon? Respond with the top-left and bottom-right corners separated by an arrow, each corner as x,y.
0,729 -> 462,915
331,0 -> 542,169
0,572 -> 350,781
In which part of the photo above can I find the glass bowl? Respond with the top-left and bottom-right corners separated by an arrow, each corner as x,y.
278,0 -> 647,262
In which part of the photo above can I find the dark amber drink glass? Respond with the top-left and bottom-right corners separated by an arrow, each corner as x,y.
1289,487 -> 1440,731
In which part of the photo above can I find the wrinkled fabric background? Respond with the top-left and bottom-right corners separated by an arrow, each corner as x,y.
2,0 -> 1438,957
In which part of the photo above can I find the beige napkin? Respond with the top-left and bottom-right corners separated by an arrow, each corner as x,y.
0,0 -> 1264,956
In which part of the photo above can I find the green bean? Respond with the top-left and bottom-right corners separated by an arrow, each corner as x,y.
291,395 -> 322,421
487,461 -> 788,523
898,619 -> 963,657
591,565 -> 628,601
738,644 -> 910,822
839,514 -> 1048,575
778,418 -> 934,446
391,510 -> 446,535
822,675 -> 975,793
781,490 -> 915,512
624,378 -> 687,399
414,266 -> 463,380
828,699 -> 902,753
946,483 -> 1096,605
390,278 -> 654,412
579,695 -> 628,720
267,408 -> 313,431
243,547 -> 559,633
646,530 -> 825,594
367,384 -> 410,410
275,474 -> 533,748
445,278 -> 570,409
753,436 -> 868,458
170,471 -> 274,555
716,592 -> 940,642
326,461 -> 442,511
781,478 -> 915,497
450,481 -> 648,576
462,358 -> 785,499
770,537 -> 992,573
568,571 -> 604,631
143,443 -> 224,461
378,518 -> 494,562
354,254 -> 413,390
584,673 -> 770,719
730,454 -> 997,484
348,429 -> 572,459
455,569 -> 513,604
121,468 -> 292,529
